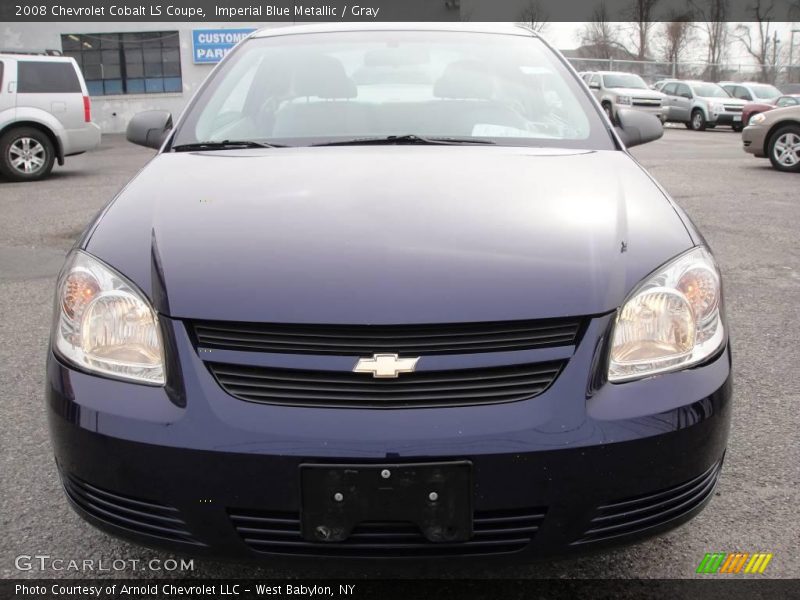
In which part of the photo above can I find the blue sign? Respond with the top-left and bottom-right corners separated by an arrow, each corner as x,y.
192,29 -> 256,64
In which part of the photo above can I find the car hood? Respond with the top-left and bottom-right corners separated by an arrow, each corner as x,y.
610,87 -> 663,99
699,96 -> 747,105
759,104 -> 800,124
85,146 -> 693,324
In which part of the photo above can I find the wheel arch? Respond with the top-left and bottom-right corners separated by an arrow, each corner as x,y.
0,121 -> 64,166
763,119 -> 800,157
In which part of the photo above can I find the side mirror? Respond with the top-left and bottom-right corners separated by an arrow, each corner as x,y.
615,108 -> 663,148
126,110 -> 173,149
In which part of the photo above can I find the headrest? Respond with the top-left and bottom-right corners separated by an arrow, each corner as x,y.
292,54 -> 357,99
433,60 -> 493,100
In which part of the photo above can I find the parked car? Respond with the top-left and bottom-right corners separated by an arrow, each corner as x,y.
661,80 -> 747,131
652,78 -> 678,92
48,23 -> 730,561
742,104 -> 800,172
0,53 -> 100,181
719,81 -> 782,104
742,94 -> 800,126
584,71 -> 665,123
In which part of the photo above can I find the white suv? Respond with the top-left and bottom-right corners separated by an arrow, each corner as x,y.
0,53 -> 101,181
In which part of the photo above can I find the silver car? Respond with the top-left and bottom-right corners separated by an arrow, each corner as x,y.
661,80 -> 747,131
585,71 -> 665,124
0,53 -> 101,181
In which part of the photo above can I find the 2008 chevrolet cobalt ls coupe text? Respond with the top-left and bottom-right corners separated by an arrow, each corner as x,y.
47,24 -> 731,561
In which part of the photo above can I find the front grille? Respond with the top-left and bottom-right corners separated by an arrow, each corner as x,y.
208,360 -> 564,408
61,473 -> 201,545
229,507 -> 546,557
191,317 -> 583,356
724,105 -> 743,112
572,461 -> 722,545
632,98 -> 661,106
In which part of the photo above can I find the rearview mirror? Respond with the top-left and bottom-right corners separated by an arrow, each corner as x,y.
614,109 -> 663,148
126,110 -> 173,149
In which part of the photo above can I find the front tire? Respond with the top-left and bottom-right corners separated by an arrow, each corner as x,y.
690,109 -> 707,131
0,127 -> 55,181
767,125 -> 800,172
732,122 -> 744,132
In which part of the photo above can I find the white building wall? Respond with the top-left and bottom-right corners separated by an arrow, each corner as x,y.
1,21 -> 282,133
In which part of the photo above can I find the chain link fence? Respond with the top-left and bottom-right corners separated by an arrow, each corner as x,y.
566,57 -> 800,87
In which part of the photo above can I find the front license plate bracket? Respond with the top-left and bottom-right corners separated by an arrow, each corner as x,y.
300,461 -> 472,543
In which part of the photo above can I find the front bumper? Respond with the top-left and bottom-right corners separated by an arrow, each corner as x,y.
615,104 -> 664,122
742,126 -> 765,156
709,112 -> 743,126
47,315 -> 733,562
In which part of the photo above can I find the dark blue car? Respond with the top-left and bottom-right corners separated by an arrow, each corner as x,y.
47,23 -> 731,561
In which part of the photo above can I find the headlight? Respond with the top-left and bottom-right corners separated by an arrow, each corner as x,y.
608,247 -> 724,383
53,251 -> 165,385
616,95 -> 632,105
711,102 -> 724,113
750,113 -> 766,125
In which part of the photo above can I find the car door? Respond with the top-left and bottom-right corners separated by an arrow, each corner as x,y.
587,74 -> 602,101
0,58 -> 17,123
673,83 -> 693,121
661,83 -> 678,120
15,59 -> 84,133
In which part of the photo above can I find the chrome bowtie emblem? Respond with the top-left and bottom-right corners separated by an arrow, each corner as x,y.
353,354 -> 420,378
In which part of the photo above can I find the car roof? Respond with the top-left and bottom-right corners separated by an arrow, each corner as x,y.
251,22 -> 538,39
0,52 -> 74,62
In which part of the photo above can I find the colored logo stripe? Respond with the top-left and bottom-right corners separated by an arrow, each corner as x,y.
744,553 -> 773,574
697,552 -> 773,574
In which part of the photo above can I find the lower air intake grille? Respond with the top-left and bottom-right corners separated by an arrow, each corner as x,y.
61,473 -> 201,545
208,361 -> 564,408
229,507 -> 546,557
572,461 -> 722,545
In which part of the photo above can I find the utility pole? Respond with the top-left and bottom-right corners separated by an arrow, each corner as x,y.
772,32 -> 779,84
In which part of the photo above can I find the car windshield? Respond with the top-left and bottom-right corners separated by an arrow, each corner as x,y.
691,83 -> 729,98
751,84 -> 781,99
602,73 -> 648,90
173,30 -> 611,150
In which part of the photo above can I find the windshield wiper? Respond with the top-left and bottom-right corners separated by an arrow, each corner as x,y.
312,134 -> 496,147
172,140 -> 286,152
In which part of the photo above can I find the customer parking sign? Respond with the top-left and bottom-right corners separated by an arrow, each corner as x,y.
192,29 -> 256,63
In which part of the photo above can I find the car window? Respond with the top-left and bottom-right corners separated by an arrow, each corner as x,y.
776,96 -> 798,107
677,84 -> 692,98
18,61 -> 82,93
690,83 -> 728,98
175,30 -> 613,150
589,74 -> 600,87
662,83 -> 677,95
731,86 -> 751,100
750,84 -> 781,99
602,73 -> 648,90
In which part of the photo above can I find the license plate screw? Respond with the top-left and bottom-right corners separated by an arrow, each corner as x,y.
315,525 -> 331,540
428,491 -> 439,502
333,492 -> 344,502
381,469 -> 391,479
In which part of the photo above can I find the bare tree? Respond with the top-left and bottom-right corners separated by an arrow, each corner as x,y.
518,0 -> 549,34
626,0 -> 661,60
733,0 -> 779,83
657,11 -> 696,77
689,0 -> 730,80
579,2 -> 624,59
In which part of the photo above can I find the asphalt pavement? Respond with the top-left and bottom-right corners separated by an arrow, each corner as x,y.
0,128 -> 798,580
